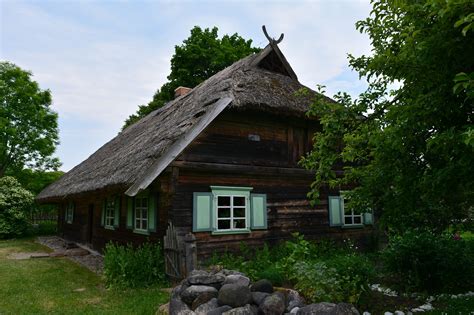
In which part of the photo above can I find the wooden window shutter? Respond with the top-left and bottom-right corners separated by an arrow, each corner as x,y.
363,212 -> 374,225
328,196 -> 343,227
250,194 -> 267,230
126,197 -> 133,229
71,202 -> 75,223
148,194 -> 157,232
101,199 -> 106,227
193,192 -> 213,232
114,196 -> 120,228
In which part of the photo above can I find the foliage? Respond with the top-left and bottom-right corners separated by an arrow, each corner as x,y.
0,238 -> 169,314
208,234 -> 373,305
383,229 -> 474,293
123,26 -> 261,129
9,168 -> 63,195
301,0 -> 474,233
0,176 -> 34,238
0,62 -> 60,176
103,242 -> 167,289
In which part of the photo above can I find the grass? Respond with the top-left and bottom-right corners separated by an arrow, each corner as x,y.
0,238 -> 169,315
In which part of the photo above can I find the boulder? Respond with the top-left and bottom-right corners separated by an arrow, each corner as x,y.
218,284 -> 252,308
223,274 -> 250,287
296,303 -> 359,315
192,292 -> 218,310
207,306 -> 233,315
189,270 -> 210,277
222,304 -> 258,315
156,302 -> 169,315
250,279 -> 273,294
290,307 -> 300,314
286,289 -> 305,312
216,269 -> 245,276
260,293 -> 286,315
169,296 -> 195,315
181,285 -> 218,305
251,292 -> 270,306
194,298 -> 219,314
65,248 -> 89,256
188,274 -> 226,288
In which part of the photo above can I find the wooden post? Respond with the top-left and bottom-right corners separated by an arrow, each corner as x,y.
184,233 -> 197,276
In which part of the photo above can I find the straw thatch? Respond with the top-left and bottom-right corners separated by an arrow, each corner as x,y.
37,43 -> 322,202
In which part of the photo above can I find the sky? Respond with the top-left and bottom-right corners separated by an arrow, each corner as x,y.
1,0 -> 372,172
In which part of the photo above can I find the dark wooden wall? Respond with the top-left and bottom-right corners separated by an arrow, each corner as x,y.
171,109 -> 372,259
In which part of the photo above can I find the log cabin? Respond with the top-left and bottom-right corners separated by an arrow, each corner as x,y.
36,39 -> 373,260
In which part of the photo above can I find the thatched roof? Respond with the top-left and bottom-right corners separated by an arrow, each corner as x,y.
37,43 -> 321,202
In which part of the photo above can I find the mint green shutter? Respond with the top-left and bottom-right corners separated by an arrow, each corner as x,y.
193,192 -> 213,232
250,194 -> 267,229
328,196 -> 343,226
127,197 -> 133,229
148,194 -> 157,232
71,202 -> 75,223
114,197 -> 120,228
363,211 -> 374,225
101,200 -> 106,227
64,204 -> 68,223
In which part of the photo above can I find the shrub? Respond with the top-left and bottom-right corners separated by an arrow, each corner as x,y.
0,176 -> 34,239
104,242 -> 167,288
383,230 -> 474,293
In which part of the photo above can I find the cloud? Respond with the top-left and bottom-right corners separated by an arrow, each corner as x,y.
1,0 -> 372,171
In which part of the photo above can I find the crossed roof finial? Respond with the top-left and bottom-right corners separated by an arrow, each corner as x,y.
262,25 -> 284,45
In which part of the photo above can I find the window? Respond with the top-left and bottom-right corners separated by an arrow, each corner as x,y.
341,194 -> 363,226
134,197 -> 148,231
105,199 -> 115,228
216,195 -> 247,231
65,202 -> 74,224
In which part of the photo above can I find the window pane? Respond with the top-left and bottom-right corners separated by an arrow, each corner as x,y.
234,196 -> 245,207
234,219 -> 246,229
354,216 -> 362,224
218,207 -> 230,218
218,196 -> 231,206
234,208 -> 245,218
135,219 -> 140,228
218,220 -> 231,230
142,209 -> 148,219
344,217 -> 352,225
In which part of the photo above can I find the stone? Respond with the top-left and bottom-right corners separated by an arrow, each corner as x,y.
394,311 -> 405,315
65,248 -> 89,256
216,269 -> 245,276
218,284 -> 252,308
207,306 -> 233,315
286,289 -> 305,312
49,251 -> 66,257
334,303 -> 360,315
194,298 -> 219,314
222,304 -> 257,315
297,302 -> 336,315
189,270 -> 210,277
250,279 -> 273,294
290,307 -> 300,314
30,252 -> 50,258
169,296 -> 195,315
384,313 -> 393,315
181,285 -> 218,305
188,274 -> 226,289
362,312 -> 371,315
73,288 -> 86,292
260,293 -> 286,315
157,302 -> 169,315
251,292 -> 270,306
223,274 -> 250,287
192,292 -> 218,310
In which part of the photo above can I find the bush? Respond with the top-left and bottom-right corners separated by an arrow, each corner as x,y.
104,242 -> 167,288
383,230 -> 474,293
0,176 -> 34,239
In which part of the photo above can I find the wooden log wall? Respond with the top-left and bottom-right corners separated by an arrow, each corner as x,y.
172,109 -> 373,260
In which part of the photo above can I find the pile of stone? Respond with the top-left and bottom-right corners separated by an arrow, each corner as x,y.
169,269 -> 359,315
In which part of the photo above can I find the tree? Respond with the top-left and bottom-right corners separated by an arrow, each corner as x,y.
0,176 -> 34,238
8,168 -> 64,195
123,26 -> 261,129
0,62 -> 60,176
301,0 -> 474,233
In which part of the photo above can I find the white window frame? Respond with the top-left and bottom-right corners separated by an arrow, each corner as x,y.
215,195 -> 248,232
66,202 -> 74,224
341,193 -> 363,227
105,199 -> 115,228
134,196 -> 148,232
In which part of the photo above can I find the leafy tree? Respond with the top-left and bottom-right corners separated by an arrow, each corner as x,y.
123,26 -> 261,129
301,0 -> 474,233
0,62 -> 60,176
8,168 -> 64,195
0,176 -> 34,238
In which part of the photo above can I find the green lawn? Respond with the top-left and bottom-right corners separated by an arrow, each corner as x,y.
0,238 -> 169,315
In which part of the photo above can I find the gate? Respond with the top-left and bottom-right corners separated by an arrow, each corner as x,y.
163,222 -> 184,280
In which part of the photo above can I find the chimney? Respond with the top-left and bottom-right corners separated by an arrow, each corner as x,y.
174,86 -> 192,98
